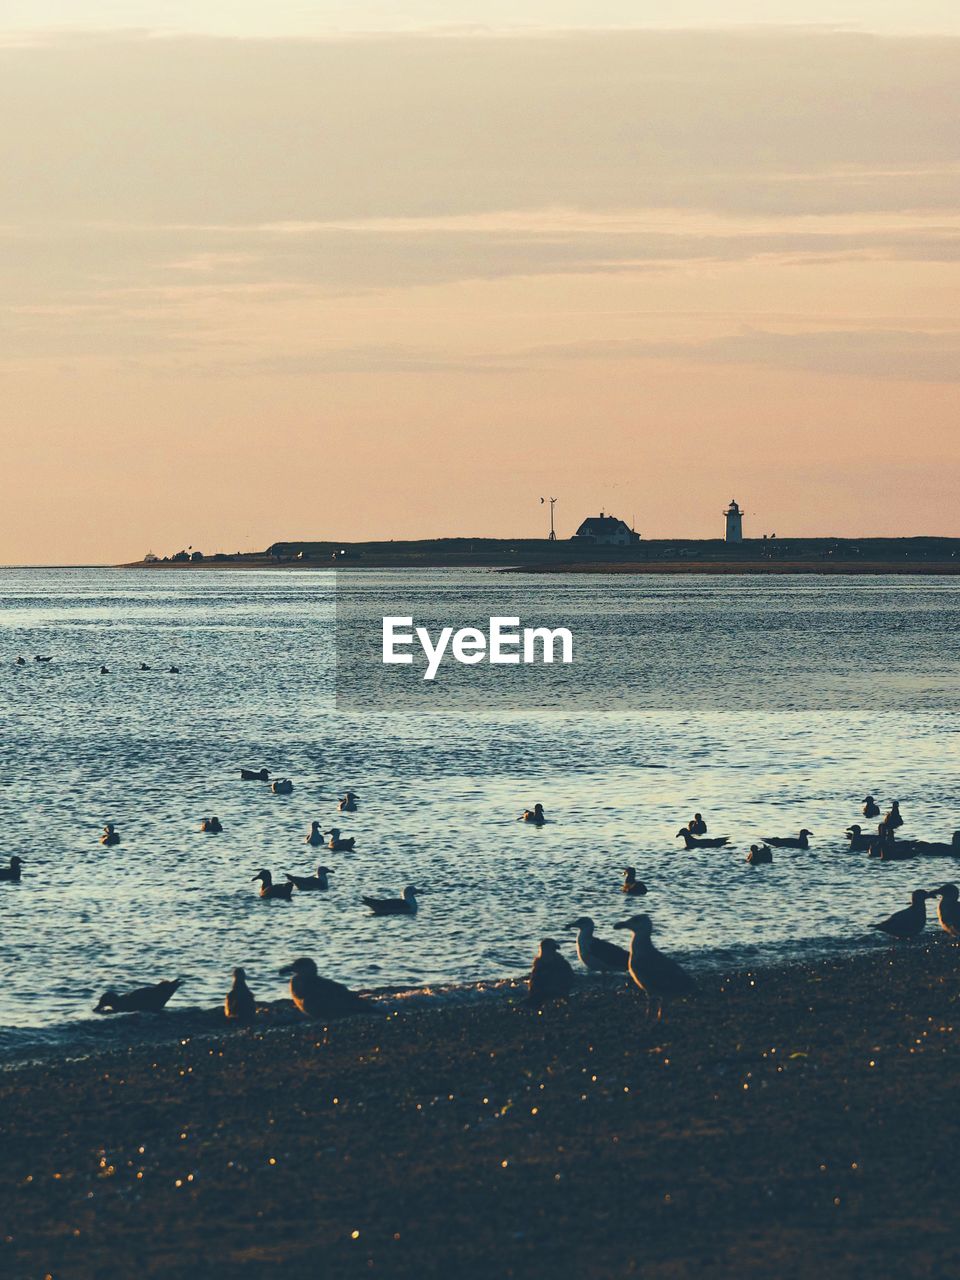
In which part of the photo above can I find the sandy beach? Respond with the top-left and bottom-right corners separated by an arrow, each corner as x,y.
2,942 -> 958,1280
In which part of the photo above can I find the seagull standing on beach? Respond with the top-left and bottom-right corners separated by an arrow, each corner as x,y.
621,867 -> 648,896
279,957 -> 365,1017
362,885 -> 419,916
251,869 -> 294,901
0,856 -> 23,883
225,968 -> 256,1021
527,938 -> 575,1005
869,889 -> 931,940
931,884 -> 960,938
613,914 -> 696,1020
94,978 -> 183,1014
564,917 -> 629,972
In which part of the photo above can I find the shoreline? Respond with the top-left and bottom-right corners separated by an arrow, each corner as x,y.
2,943 -> 958,1278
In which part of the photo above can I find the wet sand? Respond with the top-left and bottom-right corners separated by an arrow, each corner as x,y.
1,943 -> 958,1279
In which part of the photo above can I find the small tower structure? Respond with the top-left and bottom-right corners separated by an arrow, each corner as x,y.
724,498 -> 743,543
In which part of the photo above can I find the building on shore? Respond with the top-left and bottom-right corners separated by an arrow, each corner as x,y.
571,513 -> 640,547
724,499 -> 744,543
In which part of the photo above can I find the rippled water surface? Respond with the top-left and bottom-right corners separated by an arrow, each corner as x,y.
1,568 -> 958,1053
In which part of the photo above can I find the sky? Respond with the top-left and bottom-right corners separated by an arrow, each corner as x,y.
1,6 -> 959,561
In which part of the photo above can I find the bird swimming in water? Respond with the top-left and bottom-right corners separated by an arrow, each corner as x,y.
687,813 -> 707,835
613,914 -> 696,1020
225,968 -> 256,1021
138,662 -> 151,671
15,656 -> 25,665
34,655 -> 52,663
94,978 -> 183,1014
519,803 -> 547,825
99,665 -> 109,675
747,843 -> 773,865
100,823 -> 120,846
897,832 -> 960,858
845,824 -> 874,850
240,767 -> 269,782
200,816 -> 223,833
862,796 -> 881,819
362,885 -> 419,916
326,828 -> 355,852
676,829 -> 730,850
881,800 -> 904,832
931,884 -> 960,938
285,864 -> 333,892
869,889 -> 931,940
564,916 -> 629,973
621,867 -> 648,896
168,665 -> 180,674
762,829 -> 813,850
279,957 -> 365,1017
271,778 -> 294,795
305,820 -> 324,847
251,869 -> 294,901
527,938 -> 575,1005
338,792 -> 358,812
0,856 -> 23,883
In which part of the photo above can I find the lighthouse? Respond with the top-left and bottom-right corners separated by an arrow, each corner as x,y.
724,498 -> 743,543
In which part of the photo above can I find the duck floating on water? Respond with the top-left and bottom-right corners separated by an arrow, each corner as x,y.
326,828 -> 355,852
251,869 -> 294,901
100,823 -> 120,846
527,938 -> 575,1005
138,662 -> 151,671
338,792 -> 359,812
200,816 -> 223,833
94,978 -> 183,1014
862,796 -> 881,819
99,665 -> 109,675
686,813 -> 708,835
279,957 -> 365,1017
869,889 -> 930,939
285,864 -> 332,892
762,829 -> 813,850
613,914 -> 696,1020
931,884 -> 960,937
0,856 -> 23,883
240,767 -> 269,782
168,665 -> 180,674
676,828 -> 729,850
747,843 -> 773,865
15,656 -> 25,665
305,820 -> 324,847
519,803 -> 547,825
362,885 -> 419,916
225,967 -> 256,1021
621,867 -> 648,896
565,916 -> 629,973
35,655 -> 52,663
271,778 -> 294,795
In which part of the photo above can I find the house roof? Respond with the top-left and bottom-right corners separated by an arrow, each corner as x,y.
575,514 -> 632,535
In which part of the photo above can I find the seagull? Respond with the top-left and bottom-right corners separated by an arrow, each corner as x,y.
676,829 -> 729,850
686,813 -> 708,835
862,796 -> 881,819
762,829 -> 813,850
881,801 -> 904,832
621,867 -> 648,896
224,967 -> 256,1021
279,957 -> 365,1017
899,832 -> 960,857
240,768 -> 269,781
94,978 -> 183,1014
305,821 -> 324,847
271,778 -> 294,795
613,914 -> 696,1020
138,662 -> 151,671
15,656 -> 25,665
527,938 -> 575,1005
285,865 -> 333,892
99,665 -> 109,675
0,856 -> 23,883
34,655 -> 53,663
869,889 -> 931,940
325,828 -> 356,852
931,884 -> 960,938
200,816 -> 223,833
338,792 -> 359,812
564,917 -> 629,972
362,885 -> 419,916
251,869 -> 294,901
100,824 -> 120,846
519,803 -> 547,825
845,824 -> 874,850
746,843 -> 773,864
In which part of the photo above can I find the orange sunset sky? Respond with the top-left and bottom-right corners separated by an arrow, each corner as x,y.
1,4 -> 959,563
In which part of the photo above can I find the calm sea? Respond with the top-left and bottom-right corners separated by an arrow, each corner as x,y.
1,567 -> 957,1057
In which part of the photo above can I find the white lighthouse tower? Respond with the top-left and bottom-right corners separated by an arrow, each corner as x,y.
724,498 -> 743,543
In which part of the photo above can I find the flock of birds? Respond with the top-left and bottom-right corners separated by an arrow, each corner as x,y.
3,781 -> 959,1026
